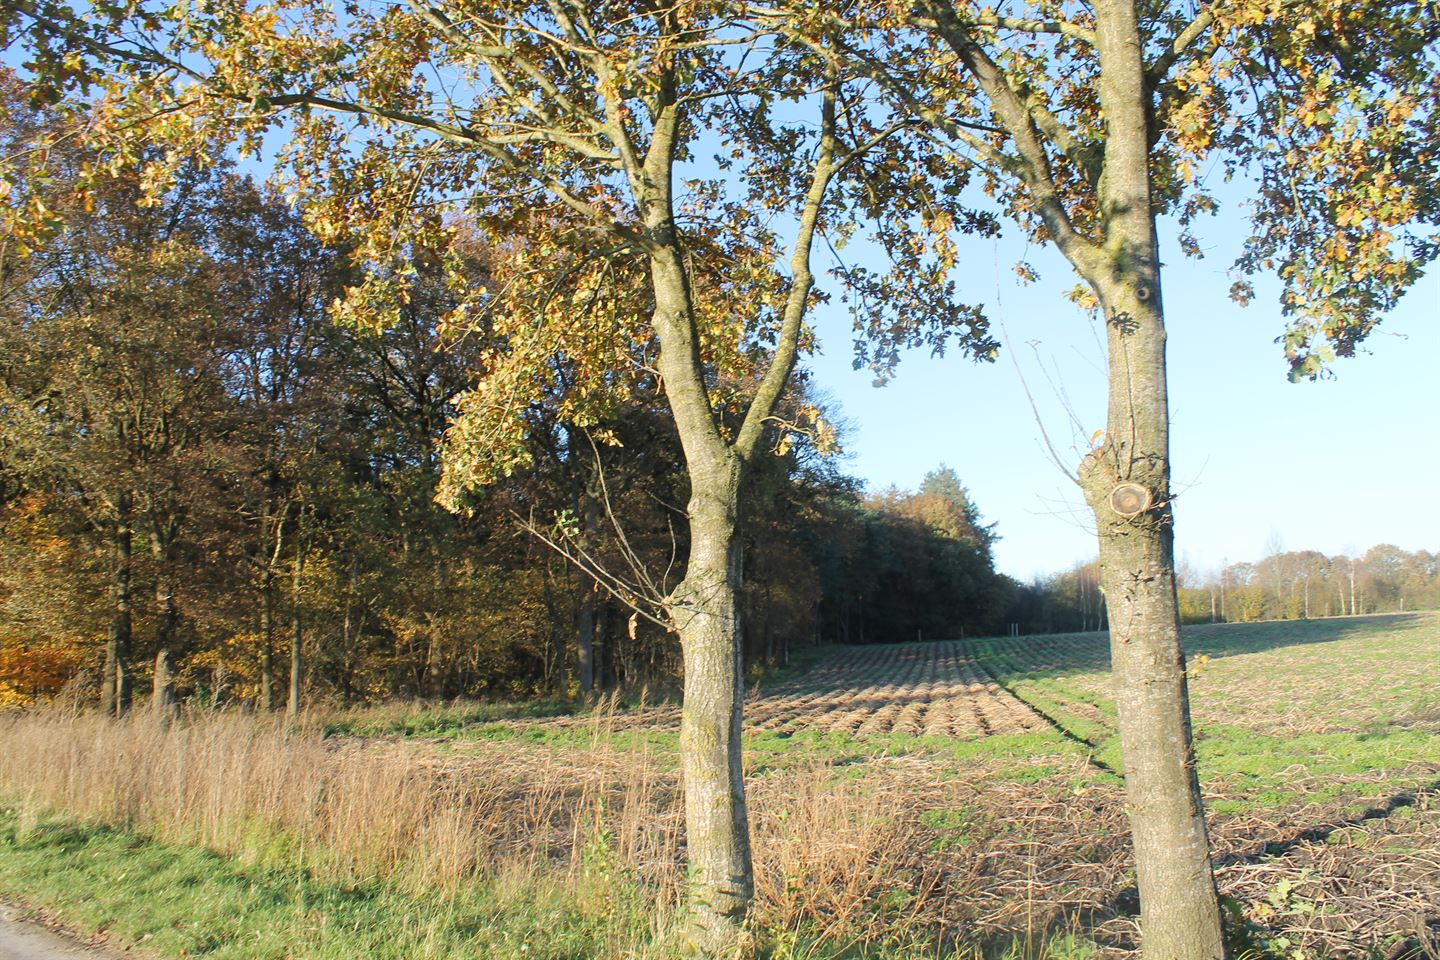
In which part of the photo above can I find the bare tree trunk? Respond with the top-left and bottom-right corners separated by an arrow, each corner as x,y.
1076,209 -> 1226,960
1077,274 -> 1222,957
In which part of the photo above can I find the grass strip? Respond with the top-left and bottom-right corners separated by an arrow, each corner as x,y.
0,806 -> 650,960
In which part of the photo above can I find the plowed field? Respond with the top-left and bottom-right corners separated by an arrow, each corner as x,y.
527,640 -> 1049,738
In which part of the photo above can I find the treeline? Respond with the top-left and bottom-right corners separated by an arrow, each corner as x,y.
1179,546 -> 1440,624
1010,545 -> 1439,634
0,104 -> 1009,710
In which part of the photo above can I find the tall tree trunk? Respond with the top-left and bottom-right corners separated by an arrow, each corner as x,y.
1077,271 -> 1222,958
576,588 -> 597,695
649,237 -> 756,955
103,508 -> 134,717
151,531 -> 178,726
153,647 -> 176,726
1048,5 -> 1227,956
287,506 -> 305,718
260,571 -> 275,710
669,463 -> 752,958
636,71 -> 833,950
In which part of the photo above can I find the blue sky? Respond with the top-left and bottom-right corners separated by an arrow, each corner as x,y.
802,210 -> 1440,581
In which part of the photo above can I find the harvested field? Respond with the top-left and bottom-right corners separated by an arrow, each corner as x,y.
512,640 -> 1050,739
472,612 -> 1440,958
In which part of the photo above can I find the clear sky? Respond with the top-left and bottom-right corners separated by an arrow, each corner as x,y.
802,209 -> 1440,582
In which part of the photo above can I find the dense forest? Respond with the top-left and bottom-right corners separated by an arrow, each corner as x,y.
0,92 -> 1009,709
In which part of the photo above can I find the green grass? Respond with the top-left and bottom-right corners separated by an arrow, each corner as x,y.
321,698 -> 581,738
0,805 -> 1112,960
971,612 -> 1440,814
0,807 -> 653,960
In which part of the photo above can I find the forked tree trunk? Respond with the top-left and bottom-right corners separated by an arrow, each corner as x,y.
1054,5 -> 1227,956
635,74 -> 832,955
649,239 -> 757,956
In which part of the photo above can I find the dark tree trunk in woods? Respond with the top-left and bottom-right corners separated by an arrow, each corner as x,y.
287,535 -> 304,718
576,589 -> 597,695
260,573 -> 276,710
541,560 -> 567,694
151,528 -> 179,725
152,647 -> 176,726
102,509 -> 134,717
574,482 -> 603,695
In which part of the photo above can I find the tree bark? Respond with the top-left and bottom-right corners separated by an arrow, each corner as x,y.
1022,5 -> 1227,956
1076,138 -> 1226,960
668,460 -> 752,958
1077,261 -> 1224,957
287,512 -> 305,718
153,647 -> 176,727
648,239 -> 756,955
103,509 -> 134,717
576,588 -> 597,695
260,572 -> 276,711
151,531 -> 179,727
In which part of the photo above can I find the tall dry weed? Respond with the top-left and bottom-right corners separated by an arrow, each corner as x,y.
0,705 -> 954,953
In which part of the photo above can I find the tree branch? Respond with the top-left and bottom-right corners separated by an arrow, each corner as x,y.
735,75 -> 838,460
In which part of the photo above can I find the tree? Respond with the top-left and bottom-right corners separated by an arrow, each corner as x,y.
0,135 -> 246,714
769,1 -> 1439,955
4,3 -> 995,951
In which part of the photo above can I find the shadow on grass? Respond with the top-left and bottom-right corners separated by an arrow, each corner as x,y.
963,613 -> 1431,683
1212,775 -> 1440,868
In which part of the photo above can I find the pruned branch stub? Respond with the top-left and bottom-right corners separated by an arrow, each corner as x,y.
1109,482 -> 1153,518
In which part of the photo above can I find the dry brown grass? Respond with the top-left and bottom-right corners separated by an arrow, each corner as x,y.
0,705 -> 952,952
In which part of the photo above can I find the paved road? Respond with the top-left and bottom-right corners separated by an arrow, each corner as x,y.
0,906 -> 126,960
